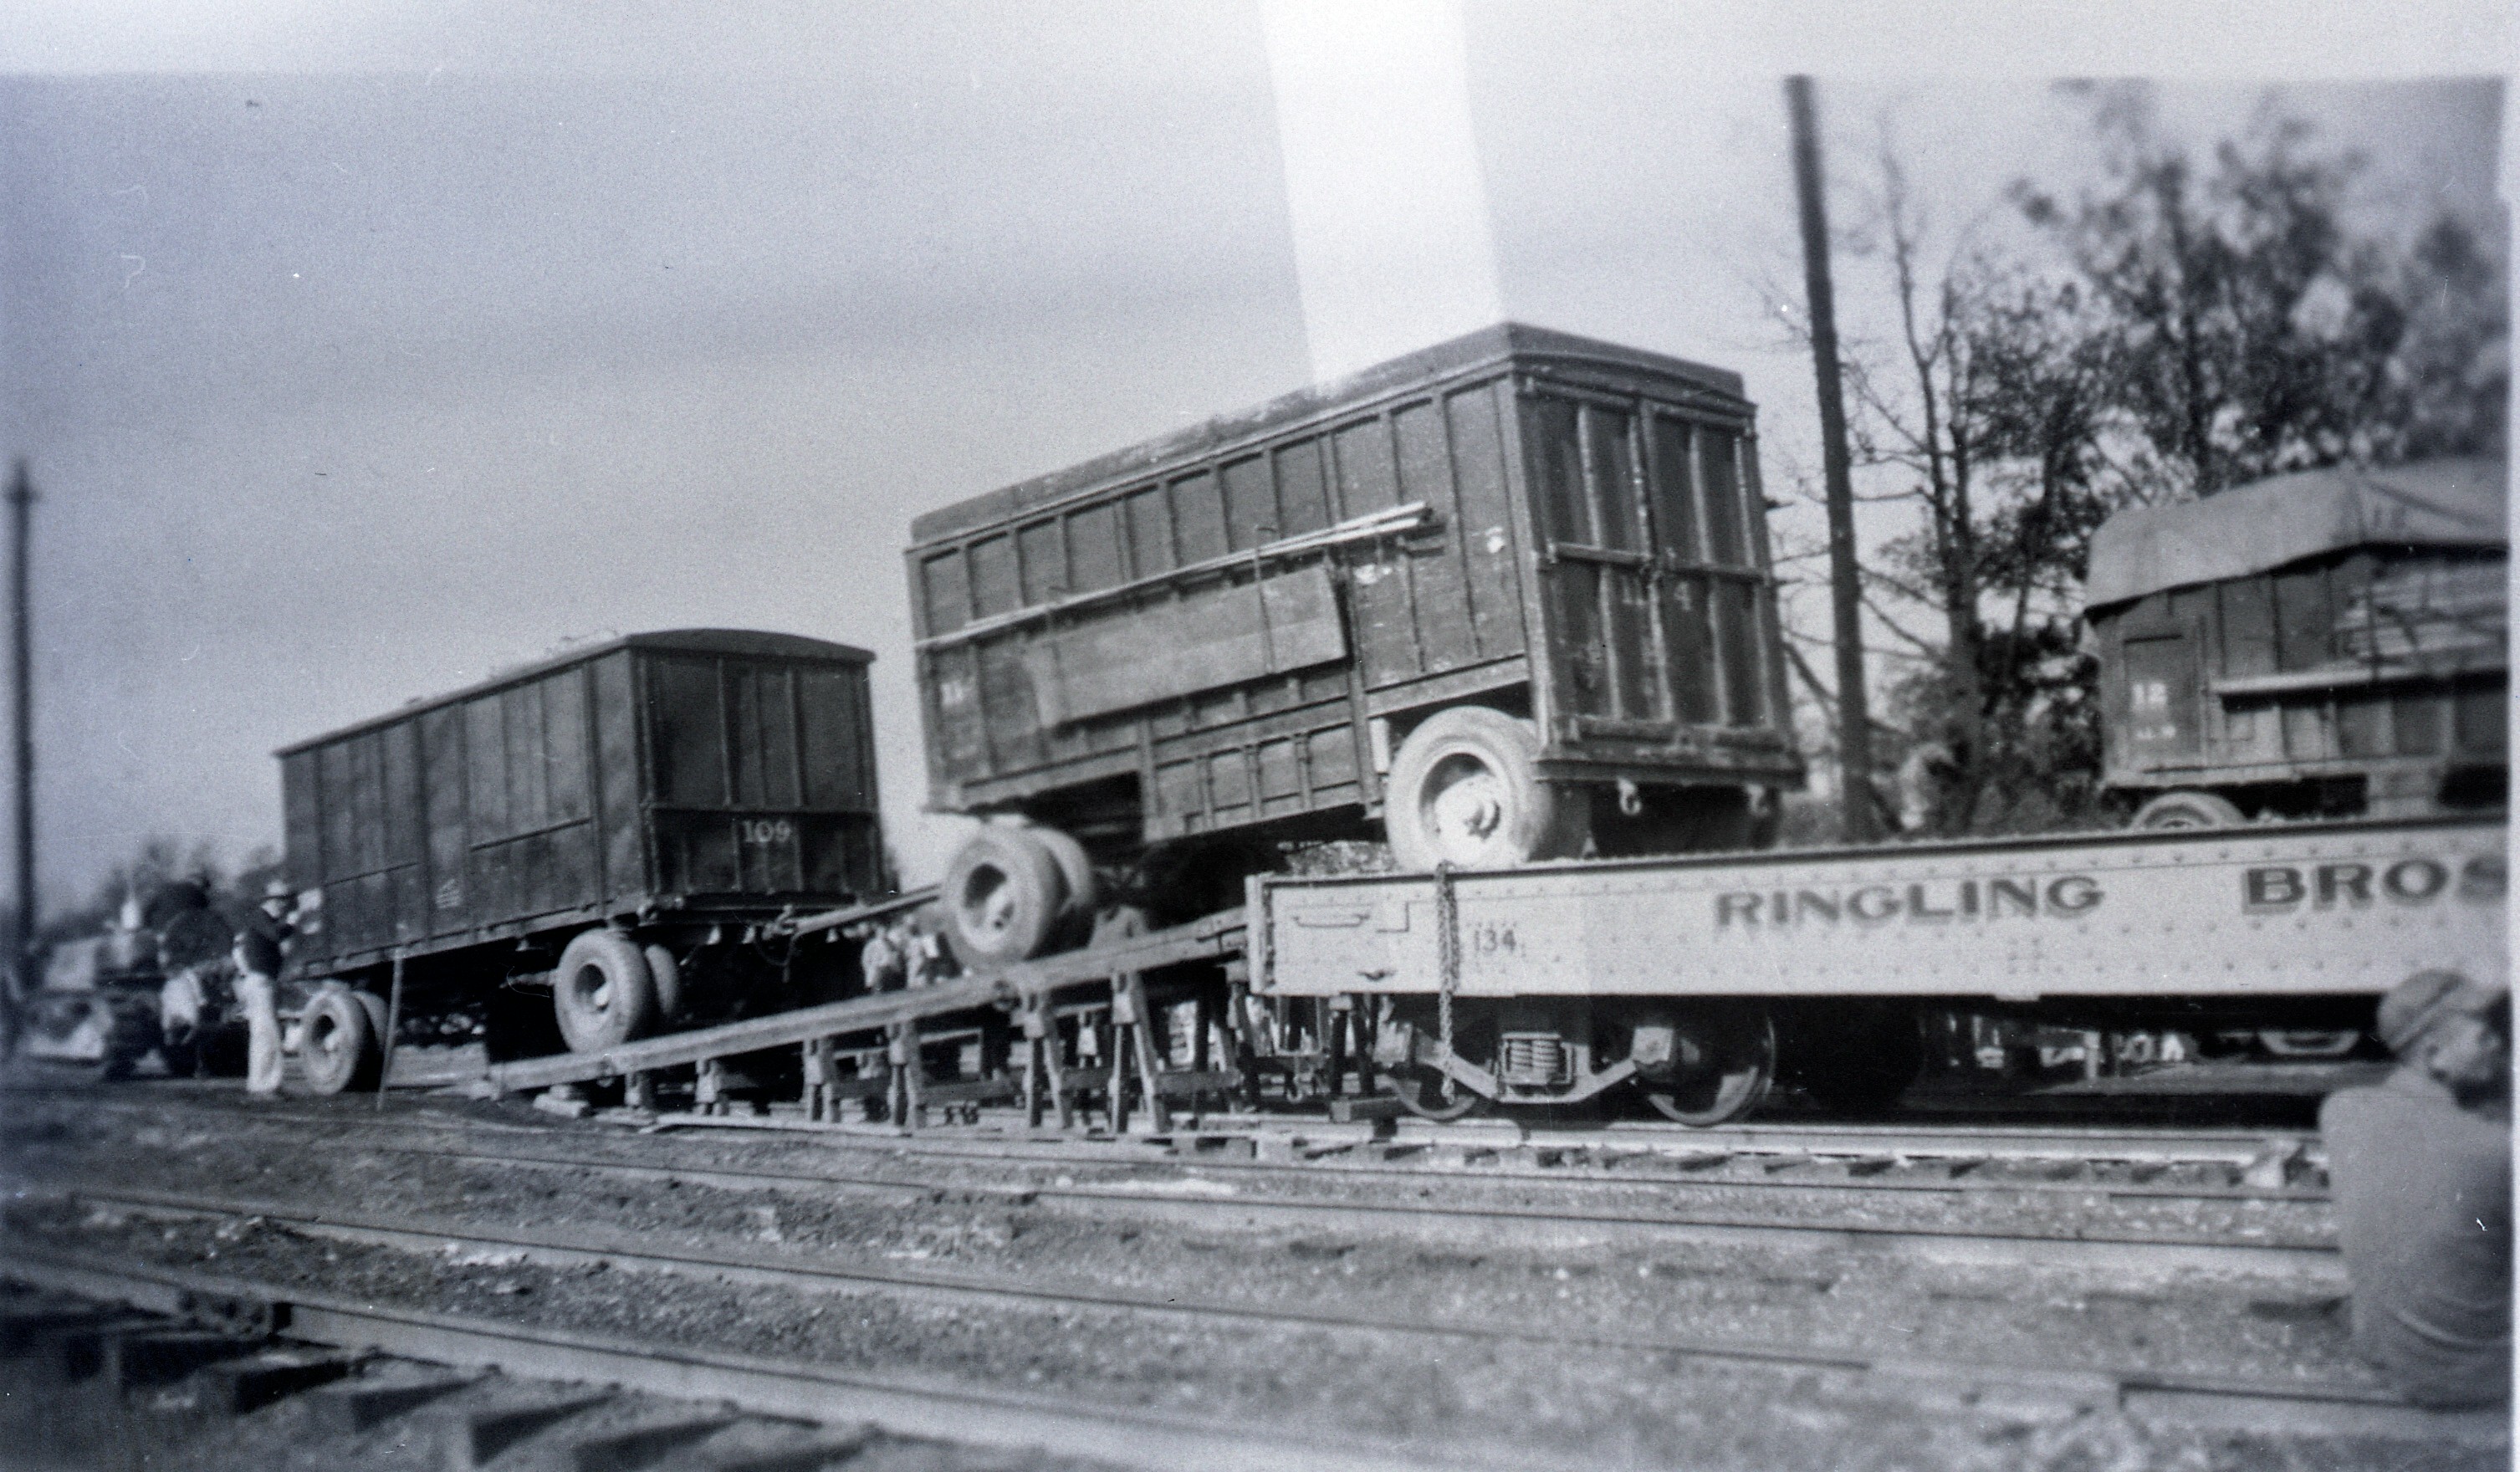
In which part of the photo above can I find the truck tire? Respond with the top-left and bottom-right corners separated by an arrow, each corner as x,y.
1385,707 -> 1587,871
942,825 -> 1070,967
553,929 -> 657,1054
2131,790 -> 2245,830
642,943 -> 682,1024
299,985 -> 381,1095
1025,824 -> 1102,923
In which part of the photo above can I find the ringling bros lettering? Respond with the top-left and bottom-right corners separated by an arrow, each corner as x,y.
2242,855 -> 2506,911
1715,875 -> 2103,929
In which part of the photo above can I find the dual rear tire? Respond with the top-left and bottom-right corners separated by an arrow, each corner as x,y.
941,821 -> 1101,966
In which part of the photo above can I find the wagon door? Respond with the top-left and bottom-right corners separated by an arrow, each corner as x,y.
1526,395 -> 1664,729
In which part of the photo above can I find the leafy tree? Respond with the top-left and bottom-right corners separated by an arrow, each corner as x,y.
1821,86 -> 2505,836
2015,84 -> 2506,496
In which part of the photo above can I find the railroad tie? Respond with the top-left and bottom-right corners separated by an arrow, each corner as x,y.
185,1346 -> 360,1416
8,1311 -> 166,1386
667,1423 -> 874,1472
428,1386 -> 614,1470
294,1367 -> 478,1436
559,1408 -> 741,1472
102,1327 -> 268,1395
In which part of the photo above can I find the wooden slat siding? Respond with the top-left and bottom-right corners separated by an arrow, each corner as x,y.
595,652 -> 640,900
1638,411 -> 1686,726
483,910 -> 1248,1092
1447,383 -> 1525,666
282,749 -> 321,897
421,705 -> 463,938
1020,565 -> 1347,726
382,718 -> 424,946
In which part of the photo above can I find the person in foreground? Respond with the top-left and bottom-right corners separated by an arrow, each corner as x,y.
2319,968 -> 2511,1408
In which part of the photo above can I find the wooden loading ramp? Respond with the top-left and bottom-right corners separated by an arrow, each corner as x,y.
457,907 -> 1247,1107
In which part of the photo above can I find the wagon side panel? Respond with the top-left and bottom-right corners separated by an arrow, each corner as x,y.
593,648 -> 648,902
279,748 -> 327,968
418,703 -> 473,938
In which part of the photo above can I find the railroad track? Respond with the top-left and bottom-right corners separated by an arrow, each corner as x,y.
42,1084 -> 2334,1198
0,1184 -> 2498,1458
645,1108 -> 2333,1195
11,1101 -> 2338,1276
299,1133 -> 2338,1277
0,1248 -> 1461,1472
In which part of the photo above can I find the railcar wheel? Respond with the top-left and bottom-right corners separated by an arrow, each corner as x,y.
1640,1004 -> 1775,1127
942,825 -> 1071,966
1386,1069 -> 1490,1121
2257,1029 -> 2364,1060
553,929 -> 657,1054
2130,790 -> 2245,830
299,985 -> 381,1095
1384,707 -> 1587,871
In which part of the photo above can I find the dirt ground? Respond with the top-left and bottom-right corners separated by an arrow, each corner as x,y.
0,1086 -> 2501,1472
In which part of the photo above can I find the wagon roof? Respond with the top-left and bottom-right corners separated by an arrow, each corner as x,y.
909,322 -> 1750,546
2084,457 -> 2508,611
275,628 -> 872,755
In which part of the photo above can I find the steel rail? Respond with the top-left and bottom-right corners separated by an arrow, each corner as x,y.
22,1091 -> 2340,1214
3,1191 -> 2493,1451
8,1121 -> 2337,1278
266,1135 -> 2339,1278
642,1112 -> 2333,1199
0,1243 -> 1478,1472
359,1122 -> 2337,1204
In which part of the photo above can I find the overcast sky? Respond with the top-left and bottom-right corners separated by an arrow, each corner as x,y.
0,2 -> 2505,911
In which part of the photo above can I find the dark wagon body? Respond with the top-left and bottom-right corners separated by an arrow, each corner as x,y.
274,630 -> 883,1078
2086,459 -> 2507,824
906,324 -> 1802,867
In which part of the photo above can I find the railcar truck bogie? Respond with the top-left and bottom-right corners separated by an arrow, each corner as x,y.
908,324 -> 1803,963
275,629 -> 887,1091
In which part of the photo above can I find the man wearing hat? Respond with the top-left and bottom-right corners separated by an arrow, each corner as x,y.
229,880 -> 298,1097
2319,968 -> 2510,1407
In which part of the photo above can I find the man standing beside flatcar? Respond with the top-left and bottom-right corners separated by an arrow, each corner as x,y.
229,880 -> 297,1097
2319,969 -> 2511,1408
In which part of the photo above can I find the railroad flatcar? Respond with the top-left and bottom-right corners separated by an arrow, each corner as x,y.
275,629 -> 885,1090
2086,457 -> 2507,828
907,324 -> 1804,964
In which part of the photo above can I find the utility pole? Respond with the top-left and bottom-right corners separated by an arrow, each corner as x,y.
1786,77 -> 1879,843
8,460 -> 33,1026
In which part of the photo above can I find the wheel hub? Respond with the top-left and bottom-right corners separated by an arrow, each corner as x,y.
1424,759 -> 1505,857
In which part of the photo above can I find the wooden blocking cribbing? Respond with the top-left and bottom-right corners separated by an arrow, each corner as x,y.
886,1022 -> 923,1132
1107,973 -> 1172,1135
1020,1001 -> 1070,1130
801,1037 -> 841,1122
